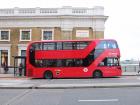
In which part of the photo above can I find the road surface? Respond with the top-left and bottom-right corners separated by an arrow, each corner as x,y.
0,88 -> 140,105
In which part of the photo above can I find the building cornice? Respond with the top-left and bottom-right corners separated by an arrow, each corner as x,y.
0,15 -> 108,20
0,7 -> 108,32
0,6 -> 106,17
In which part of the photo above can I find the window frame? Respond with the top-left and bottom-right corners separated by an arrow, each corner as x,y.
20,29 -> 32,41
41,29 -> 54,41
0,29 -> 10,41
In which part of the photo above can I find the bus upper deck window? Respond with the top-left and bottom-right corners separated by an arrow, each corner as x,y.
96,41 -> 107,49
107,41 -> 118,49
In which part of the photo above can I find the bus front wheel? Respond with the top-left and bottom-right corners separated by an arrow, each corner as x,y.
93,70 -> 102,78
44,71 -> 53,79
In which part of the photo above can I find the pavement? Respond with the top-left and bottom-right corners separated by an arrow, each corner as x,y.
122,72 -> 139,76
0,72 -> 140,89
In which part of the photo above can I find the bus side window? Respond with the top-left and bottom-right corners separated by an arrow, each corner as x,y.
34,43 -> 42,50
63,42 -> 73,50
99,62 -> 104,66
43,42 -> 55,50
74,59 -> 83,67
114,58 -> 119,66
72,42 -> 77,50
57,42 -> 62,50
106,58 -> 119,66
107,58 -> 113,66
77,42 -> 89,49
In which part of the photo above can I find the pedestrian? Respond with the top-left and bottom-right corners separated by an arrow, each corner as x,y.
3,62 -> 8,74
19,63 -> 23,76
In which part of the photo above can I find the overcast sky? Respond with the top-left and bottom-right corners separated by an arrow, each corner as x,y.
0,0 -> 140,60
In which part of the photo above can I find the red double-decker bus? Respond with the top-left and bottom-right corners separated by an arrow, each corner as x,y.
26,39 -> 122,79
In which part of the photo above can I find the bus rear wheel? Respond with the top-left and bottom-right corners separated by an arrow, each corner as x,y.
44,71 -> 53,79
93,70 -> 102,78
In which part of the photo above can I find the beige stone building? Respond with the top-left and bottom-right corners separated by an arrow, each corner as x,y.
0,6 -> 108,66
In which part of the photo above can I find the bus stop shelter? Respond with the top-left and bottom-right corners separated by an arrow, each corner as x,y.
13,56 -> 26,76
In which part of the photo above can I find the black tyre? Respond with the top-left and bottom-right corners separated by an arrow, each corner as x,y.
93,70 -> 102,78
44,71 -> 53,79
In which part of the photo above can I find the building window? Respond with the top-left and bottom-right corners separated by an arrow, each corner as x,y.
76,30 -> 89,37
0,50 -> 8,67
42,29 -> 54,40
20,29 -> 31,41
0,30 -> 10,41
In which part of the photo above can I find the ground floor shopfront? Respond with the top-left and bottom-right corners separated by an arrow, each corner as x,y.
0,44 -> 27,67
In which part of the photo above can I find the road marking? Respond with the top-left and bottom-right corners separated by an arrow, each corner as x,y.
78,99 -> 119,102
3,90 -> 32,105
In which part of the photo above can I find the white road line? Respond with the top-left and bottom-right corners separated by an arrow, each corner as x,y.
78,99 -> 119,102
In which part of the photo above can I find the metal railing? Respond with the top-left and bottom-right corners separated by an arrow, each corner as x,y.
121,64 -> 140,72
0,66 -> 25,77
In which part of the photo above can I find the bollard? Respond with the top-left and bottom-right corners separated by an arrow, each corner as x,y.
125,66 -> 127,72
134,66 -> 136,72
